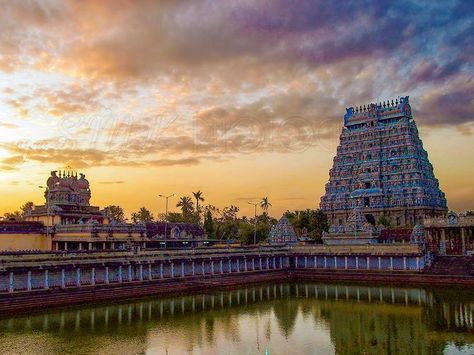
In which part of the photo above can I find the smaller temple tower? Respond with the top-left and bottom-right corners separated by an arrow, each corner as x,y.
26,169 -> 107,226
269,216 -> 298,244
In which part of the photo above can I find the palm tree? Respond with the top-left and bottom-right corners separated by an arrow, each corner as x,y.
192,190 -> 205,215
260,197 -> 272,215
176,196 -> 194,216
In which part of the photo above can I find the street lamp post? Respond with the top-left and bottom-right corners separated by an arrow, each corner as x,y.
159,193 -> 175,248
248,202 -> 259,245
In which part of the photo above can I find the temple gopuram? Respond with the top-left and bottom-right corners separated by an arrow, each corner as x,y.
320,96 -> 447,228
26,169 -> 107,226
268,216 -> 298,244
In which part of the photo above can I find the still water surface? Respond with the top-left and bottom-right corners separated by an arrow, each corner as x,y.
0,283 -> 473,355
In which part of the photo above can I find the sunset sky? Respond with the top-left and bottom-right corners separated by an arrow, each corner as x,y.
0,0 -> 473,218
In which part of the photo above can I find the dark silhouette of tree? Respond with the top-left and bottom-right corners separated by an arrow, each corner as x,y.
260,197 -> 272,215
131,207 -> 154,223
103,205 -> 125,223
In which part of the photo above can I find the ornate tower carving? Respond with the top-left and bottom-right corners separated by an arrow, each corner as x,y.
320,96 -> 447,227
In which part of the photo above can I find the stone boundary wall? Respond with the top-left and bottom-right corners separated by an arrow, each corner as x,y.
0,245 -> 427,294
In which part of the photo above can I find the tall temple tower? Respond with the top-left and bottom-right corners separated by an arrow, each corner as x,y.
320,96 -> 447,228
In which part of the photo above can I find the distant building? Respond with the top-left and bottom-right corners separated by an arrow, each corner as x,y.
424,211 -> 474,255
1,170 -> 207,251
26,169 -> 108,226
320,96 -> 447,228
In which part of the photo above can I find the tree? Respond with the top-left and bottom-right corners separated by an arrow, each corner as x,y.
176,196 -> 194,216
214,205 -> 240,240
3,211 -> 22,220
260,197 -> 272,215
162,212 -> 186,223
192,190 -> 205,218
103,205 -> 125,223
131,207 -> 154,223
20,201 -> 34,218
377,215 -> 392,228
284,209 -> 329,242
203,209 -> 216,239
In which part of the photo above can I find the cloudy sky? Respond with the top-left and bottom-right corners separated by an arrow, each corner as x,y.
0,0 -> 472,217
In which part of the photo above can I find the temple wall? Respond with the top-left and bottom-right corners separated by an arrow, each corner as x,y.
0,233 -> 51,251
0,245 -> 427,294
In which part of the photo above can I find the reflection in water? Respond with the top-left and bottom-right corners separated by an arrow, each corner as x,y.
0,283 -> 473,354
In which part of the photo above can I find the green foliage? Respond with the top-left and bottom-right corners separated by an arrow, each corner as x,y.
3,201 -> 34,221
376,215 -> 392,228
103,205 -> 125,223
284,209 -> 329,242
163,212 -> 186,223
20,201 -> 34,217
203,209 -> 216,239
176,196 -> 194,216
3,211 -> 22,220
192,190 -> 205,221
131,207 -> 154,223
260,197 -> 272,215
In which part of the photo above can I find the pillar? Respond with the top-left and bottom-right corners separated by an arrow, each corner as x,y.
220,259 -> 223,274
118,265 -> 124,283
344,256 -> 348,270
60,269 -> 65,288
244,258 -> 248,271
91,267 -> 95,286
88,243 -> 92,251
202,261 -> 205,275
279,256 -> 283,269
128,265 -> 132,281
139,265 -> 143,281
64,242 -> 68,251
461,228 -> 466,255
355,256 -> 359,269
105,267 -> 110,284
111,242 -> 115,250
228,259 -> 232,273
182,262 -> 185,277
192,261 -> 195,276
252,258 -> 255,270
416,257 -> 420,270
237,258 -> 240,272
273,257 -> 276,269
259,257 -> 263,270
366,256 -> 370,270
171,263 -> 174,278
76,268 -> 81,287
211,260 -> 214,275
334,256 -> 337,269
314,256 -> 317,269
266,257 -> 269,269
8,272 -> 14,293
148,264 -> 152,281
378,257 -> 382,270
324,256 -> 327,269
78,243 -> 82,251
440,229 -> 446,255
390,257 -> 393,270
160,263 -> 164,279
27,271 -> 32,291
403,257 -> 407,270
